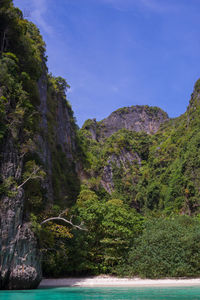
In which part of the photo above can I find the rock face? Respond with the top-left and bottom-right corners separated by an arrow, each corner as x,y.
82,105 -> 168,197
0,76 -> 79,289
36,75 -> 78,205
101,149 -> 141,194
83,105 -> 169,140
0,139 -> 42,289
0,1 -> 80,290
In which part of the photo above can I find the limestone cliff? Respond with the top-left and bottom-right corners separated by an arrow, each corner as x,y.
0,77 -> 80,289
0,2 -> 80,289
101,148 -> 142,195
36,74 -> 79,206
81,105 -> 168,197
0,136 -> 42,289
83,105 -> 169,141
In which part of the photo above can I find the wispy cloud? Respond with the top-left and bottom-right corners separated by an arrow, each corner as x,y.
14,0 -> 53,35
99,0 -> 179,13
111,85 -> 119,93
28,0 -> 53,35
139,0 -> 177,13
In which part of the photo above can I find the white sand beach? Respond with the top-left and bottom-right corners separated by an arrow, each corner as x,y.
39,276 -> 200,288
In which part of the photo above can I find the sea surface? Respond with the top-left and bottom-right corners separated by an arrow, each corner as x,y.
1,287 -> 200,299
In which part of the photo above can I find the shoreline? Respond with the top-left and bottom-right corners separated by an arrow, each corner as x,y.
39,276 -> 200,288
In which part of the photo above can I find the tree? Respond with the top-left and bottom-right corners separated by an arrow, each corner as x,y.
125,216 -> 200,278
100,199 -> 143,270
63,188 -> 144,275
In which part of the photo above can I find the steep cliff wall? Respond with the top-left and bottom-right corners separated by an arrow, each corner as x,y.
83,105 -> 169,141
0,75 -> 79,289
0,2 -> 80,289
0,137 -> 42,289
81,79 -> 200,215
81,105 -> 167,197
36,74 -> 80,207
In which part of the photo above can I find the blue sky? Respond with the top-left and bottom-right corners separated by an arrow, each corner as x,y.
14,0 -> 200,126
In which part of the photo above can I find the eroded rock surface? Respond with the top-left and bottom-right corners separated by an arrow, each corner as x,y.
0,139 -> 42,290
83,105 -> 169,140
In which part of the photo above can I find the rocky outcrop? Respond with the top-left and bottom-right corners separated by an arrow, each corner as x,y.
83,105 -> 169,140
0,1 -> 81,289
37,74 -> 79,205
0,75 -> 79,289
3,223 -> 42,290
54,96 -> 76,159
101,148 -> 141,194
0,138 -> 42,290
37,73 -> 53,203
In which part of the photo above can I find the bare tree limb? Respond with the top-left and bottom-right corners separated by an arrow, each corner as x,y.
17,166 -> 40,189
40,216 -> 87,231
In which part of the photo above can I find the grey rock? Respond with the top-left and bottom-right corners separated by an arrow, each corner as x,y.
0,139 -> 42,290
83,105 -> 169,140
0,73 -> 79,289
55,96 -> 76,159
101,148 -> 141,194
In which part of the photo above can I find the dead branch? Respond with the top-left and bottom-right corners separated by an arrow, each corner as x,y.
17,166 -> 40,189
40,215 -> 87,231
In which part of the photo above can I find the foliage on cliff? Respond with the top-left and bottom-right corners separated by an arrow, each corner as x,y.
82,105 -> 168,141
42,79 -> 200,277
1,0 -> 200,283
0,0 -> 80,272
71,80 -> 200,277
81,90 -> 200,216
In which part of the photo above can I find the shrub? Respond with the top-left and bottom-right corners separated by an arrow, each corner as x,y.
123,216 -> 200,278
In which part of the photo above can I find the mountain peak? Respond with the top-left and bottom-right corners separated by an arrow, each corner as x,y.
82,105 -> 169,141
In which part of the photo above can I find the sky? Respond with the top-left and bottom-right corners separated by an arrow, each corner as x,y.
13,0 -> 200,127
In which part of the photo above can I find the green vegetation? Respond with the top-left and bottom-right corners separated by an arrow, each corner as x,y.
122,216 -> 200,278
73,78 -> 200,277
42,186 -> 143,276
0,0 -> 80,268
1,0 -> 200,281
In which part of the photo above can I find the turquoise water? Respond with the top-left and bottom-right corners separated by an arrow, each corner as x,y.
1,287 -> 200,299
